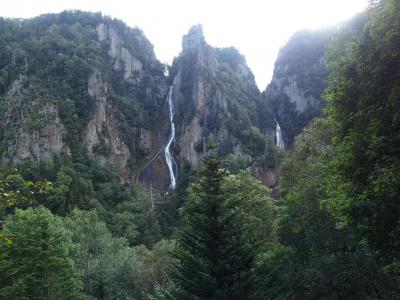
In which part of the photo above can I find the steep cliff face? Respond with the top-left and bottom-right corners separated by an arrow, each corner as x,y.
0,11 -> 169,186
0,13 -> 296,191
264,29 -> 332,146
0,75 -> 67,164
84,68 -> 131,181
170,25 -> 276,172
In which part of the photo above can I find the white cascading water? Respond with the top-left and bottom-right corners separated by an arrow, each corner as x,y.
276,121 -> 285,149
165,86 -> 177,189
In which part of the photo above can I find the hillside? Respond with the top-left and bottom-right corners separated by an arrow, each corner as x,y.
170,25 -> 277,186
0,11 -> 170,189
1,1 -> 400,298
0,15 -> 279,192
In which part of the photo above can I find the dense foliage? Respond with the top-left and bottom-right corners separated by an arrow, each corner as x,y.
0,206 -> 82,299
325,0 -> 400,279
173,155 -> 252,299
255,120 -> 397,299
154,154 -> 275,299
255,0 -> 400,298
0,9 -> 173,245
0,10 -> 168,194
1,0 -> 400,299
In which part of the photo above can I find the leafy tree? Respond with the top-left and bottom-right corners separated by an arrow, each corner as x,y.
0,168 -> 51,247
135,239 -> 176,298
45,167 -> 74,214
221,170 -> 275,250
64,208 -> 144,299
0,168 -> 50,209
254,120 -> 398,299
325,0 -> 400,277
0,206 -> 82,299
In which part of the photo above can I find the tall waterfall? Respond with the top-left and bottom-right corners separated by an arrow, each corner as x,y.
165,86 -> 177,189
276,121 -> 284,149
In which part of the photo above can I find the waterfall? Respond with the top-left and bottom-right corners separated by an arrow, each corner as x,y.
165,86 -> 177,189
276,121 -> 284,149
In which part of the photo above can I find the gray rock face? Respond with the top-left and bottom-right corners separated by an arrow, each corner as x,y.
264,29 -> 332,145
182,25 -> 205,51
0,75 -> 66,165
269,73 -> 323,113
171,25 -> 264,167
139,129 -> 152,153
85,69 -> 107,154
84,69 -> 131,181
7,74 -> 26,97
96,23 -> 108,42
0,14 -> 171,190
172,70 -> 201,166
172,42 -> 228,167
96,23 -> 143,81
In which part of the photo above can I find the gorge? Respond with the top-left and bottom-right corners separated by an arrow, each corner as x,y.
0,15 -> 293,191
1,2 -> 400,298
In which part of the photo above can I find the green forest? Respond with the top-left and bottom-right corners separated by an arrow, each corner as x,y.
1,0 -> 400,299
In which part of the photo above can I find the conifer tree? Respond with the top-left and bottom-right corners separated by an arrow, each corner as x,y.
0,206 -> 82,299
173,153 -> 254,300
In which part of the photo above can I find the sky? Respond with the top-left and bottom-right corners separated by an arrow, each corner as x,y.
1,0 -> 368,89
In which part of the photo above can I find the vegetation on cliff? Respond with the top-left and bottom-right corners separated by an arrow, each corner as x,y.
170,25 -> 277,172
1,0 -> 400,298
264,28 -> 332,146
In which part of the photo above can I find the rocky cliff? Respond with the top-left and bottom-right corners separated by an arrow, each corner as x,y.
170,25 -> 277,179
0,11 -> 170,187
264,29 -> 332,146
1,13 -> 328,191
0,75 -> 67,164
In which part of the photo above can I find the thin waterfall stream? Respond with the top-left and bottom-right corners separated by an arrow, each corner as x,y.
276,121 -> 284,149
165,86 -> 177,189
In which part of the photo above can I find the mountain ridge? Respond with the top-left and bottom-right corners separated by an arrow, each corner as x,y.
0,10 -> 327,191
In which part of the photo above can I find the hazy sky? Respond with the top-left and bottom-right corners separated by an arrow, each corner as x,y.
1,0 -> 367,89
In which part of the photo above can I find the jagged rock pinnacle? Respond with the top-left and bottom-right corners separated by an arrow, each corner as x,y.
182,24 -> 205,50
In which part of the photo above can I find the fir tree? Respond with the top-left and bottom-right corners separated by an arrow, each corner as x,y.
173,153 -> 254,300
0,206 -> 82,299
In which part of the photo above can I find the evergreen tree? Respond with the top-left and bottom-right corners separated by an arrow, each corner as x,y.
0,206 -> 82,299
173,153 -> 254,300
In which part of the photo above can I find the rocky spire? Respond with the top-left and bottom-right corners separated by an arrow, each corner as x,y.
182,24 -> 205,50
